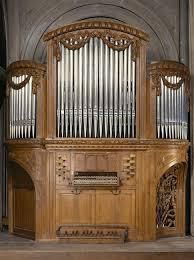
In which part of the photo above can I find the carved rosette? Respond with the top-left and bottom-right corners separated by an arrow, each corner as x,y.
156,163 -> 182,228
6,60 -> 46,96
147,61 -> 190,98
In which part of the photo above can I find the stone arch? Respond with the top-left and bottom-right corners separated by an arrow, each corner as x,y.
20,1 -> 178,63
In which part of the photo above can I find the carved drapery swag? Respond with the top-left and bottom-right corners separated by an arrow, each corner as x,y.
148,62 -> 190,97
6,61 -> 46,96
156,164 -> 182,228
52,29 -> 141,62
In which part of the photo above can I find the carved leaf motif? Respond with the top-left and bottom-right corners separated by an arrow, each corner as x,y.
156,164 -> 182,228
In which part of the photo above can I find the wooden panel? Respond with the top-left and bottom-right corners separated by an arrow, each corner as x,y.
95,190 -> 135,227
13,188 -> 35,238
56,191 -> 95,226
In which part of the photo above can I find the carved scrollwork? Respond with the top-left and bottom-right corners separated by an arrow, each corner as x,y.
53,29 -> 140,61
6,61 -> 46,96
148,61 -> 190,97
156,163 -> 182,228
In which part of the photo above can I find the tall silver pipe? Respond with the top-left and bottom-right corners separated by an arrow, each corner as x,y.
24,77 -> 28,138
32,77 -> 36,138
83,43 -> 88,137
131,60 -> 136,138
65,45 -> 69,137
69,48 -> 73,137
61,44 -> 65,137
93,37 -> 99,138
182,82 -> 187,139
164,78 -> 168,138
171,76 -> 175,139
78,46 -> 83,137
57,60 -> 61,137
12,86 -> 16,138
15,77 -> 19,138
104,41 -> 109,138
114,41 -> 119,138
160,78 -> 164,138
88,38 -> 93,137
156,92 -> 160,138
99,38 -> 104,138
167,77 -> 171,139
123,43 -> 127,138
176,78 -> 180,139
174,76 -> 177,139
28,76 -> 32,138
127,45 -> 132,138
74,46 -> 78,138
21,75 -> 25,138
109,45 -> 114,138
9,85 -> 13,138
18,77 -> 21,138
119,44 -> 123,138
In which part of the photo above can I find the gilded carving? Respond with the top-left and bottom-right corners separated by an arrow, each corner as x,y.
53,29 -> 140,61
156,164 -> 182,228
6,61 -> 46,95
44,20 -> 149,42
148,61 -> 190,98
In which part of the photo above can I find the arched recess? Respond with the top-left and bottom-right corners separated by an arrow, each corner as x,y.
7,161 -> 36,239
20,2 -> 178,63
156,162 -> 187,238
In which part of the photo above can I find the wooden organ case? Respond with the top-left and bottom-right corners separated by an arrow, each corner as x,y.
6,21 -> 190,242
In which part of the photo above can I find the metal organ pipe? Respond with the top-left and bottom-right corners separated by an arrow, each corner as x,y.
9,74 -> 36,139
156,74 -> 188,139
56,36 -> 137,138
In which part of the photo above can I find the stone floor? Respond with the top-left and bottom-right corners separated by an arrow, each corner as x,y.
0,232 -> 194,252
0,233 -> 194,259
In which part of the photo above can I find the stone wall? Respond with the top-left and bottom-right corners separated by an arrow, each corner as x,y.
5,0 -> 188,64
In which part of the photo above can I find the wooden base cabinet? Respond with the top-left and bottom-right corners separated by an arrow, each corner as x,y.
6,139 -> 188,242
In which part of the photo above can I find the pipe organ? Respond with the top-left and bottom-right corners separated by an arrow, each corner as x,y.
56,34 -> 137,138
5,21 -> 190,243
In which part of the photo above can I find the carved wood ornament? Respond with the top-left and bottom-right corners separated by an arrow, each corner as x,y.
6,61 -> 46,95
148,61 -> 190,97
43,20 -> 148,61
156,163 -> 183,228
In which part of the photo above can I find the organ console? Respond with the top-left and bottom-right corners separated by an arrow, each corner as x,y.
5,20 -> 190,242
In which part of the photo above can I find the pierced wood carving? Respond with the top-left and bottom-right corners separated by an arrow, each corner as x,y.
56,154 -> 70,185
6,61 -> 46,95
156,163 -> 182,228
56,224 -> 128,242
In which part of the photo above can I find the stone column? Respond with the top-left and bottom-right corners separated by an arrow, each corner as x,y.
189,0 -> 194,235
